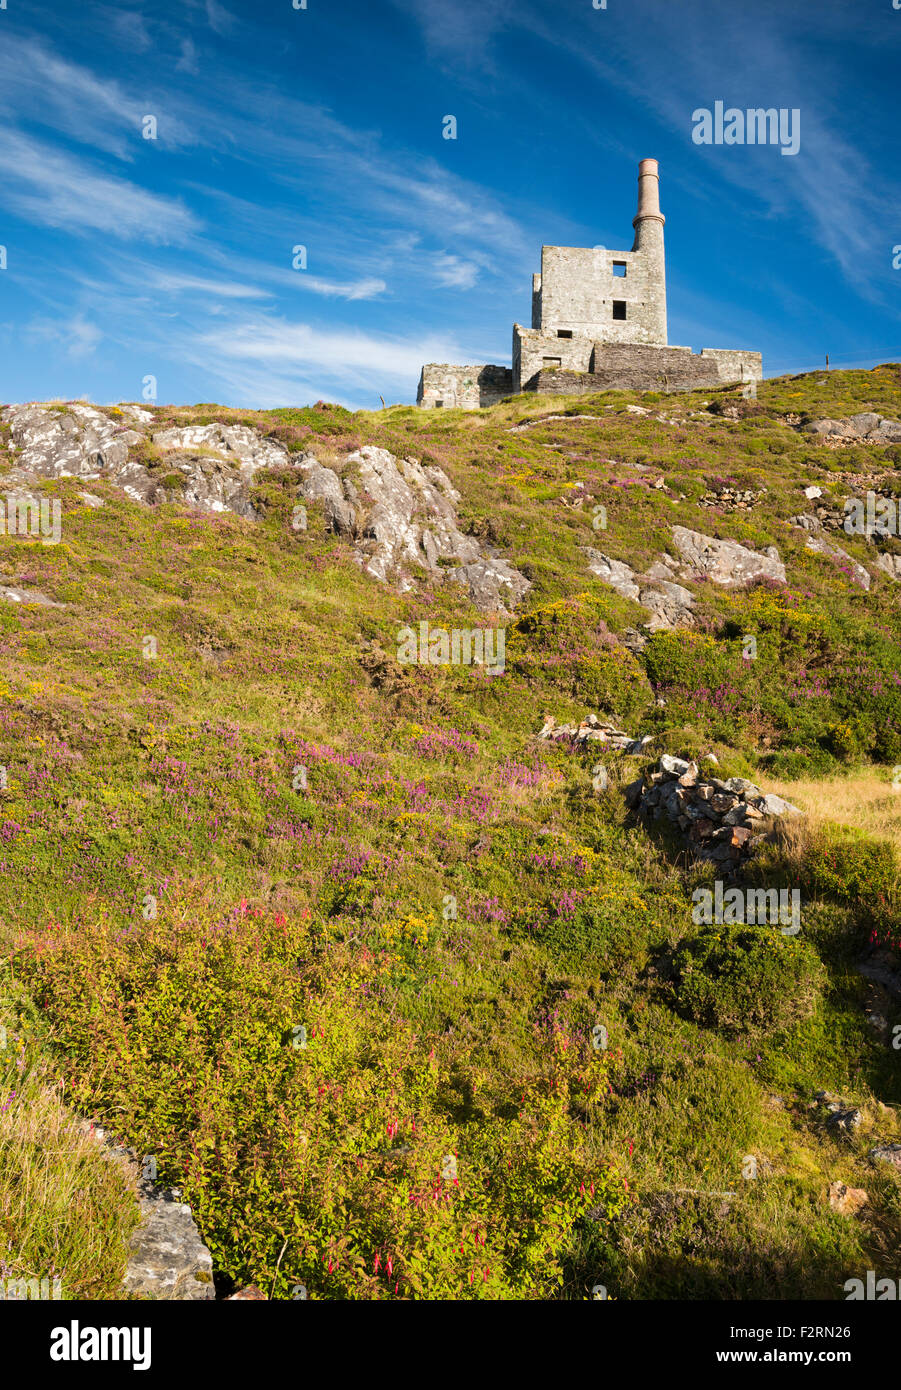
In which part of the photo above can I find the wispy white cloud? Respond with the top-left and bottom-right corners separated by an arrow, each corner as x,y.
145,265 -> 386,302
205,0 -> 237,36
0,37 -> 143,158
0,34 -> 197,155
389,0 -> 516,68
0,129 -> 199,242
26,313 -> 103,359
147,271 -> 271,299
189,315 -> 505,404
176,38 -> 200,75
433,253 -> 480,289
106,7 -> 153,53
288,275 -> 388,301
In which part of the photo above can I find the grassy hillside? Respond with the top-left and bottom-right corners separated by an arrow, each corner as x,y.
2,366 -> 901,1299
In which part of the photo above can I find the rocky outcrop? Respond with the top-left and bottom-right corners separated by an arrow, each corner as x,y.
870,1144 -> 901,1170
584,549 -> 641,602
1,402 -> 282,517
1,404 -> 528,614
584,548 -> 695,631
124,1177 -> 216,1301
804,414 -> 901,446
584,525 -> 783,631
150,422 -> 290,519
3,403 -> 144,479
802,532 -> 871,590
624,753 -> 801,868
295,454 -> 357,534
670,525 -> 786,587
153,422 -> 288,472
789,515 -> 872,589
298,445 -> 531,615
0,584 -> 65,608
875,552 -> 901,581
81,1122 -> 215,1301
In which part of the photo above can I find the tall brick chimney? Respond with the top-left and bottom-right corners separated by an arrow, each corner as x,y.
631,158 -> 667,345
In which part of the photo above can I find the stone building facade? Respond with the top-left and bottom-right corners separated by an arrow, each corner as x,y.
417,159 -> 762,408
416,364 -> 513,410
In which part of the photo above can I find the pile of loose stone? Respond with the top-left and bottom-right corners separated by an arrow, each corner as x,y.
624,753 -> 801,867
538,713 -> 653,754
699,484 -> 767,511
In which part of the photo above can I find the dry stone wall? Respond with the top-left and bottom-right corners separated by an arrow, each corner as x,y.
625,755 -> 801,870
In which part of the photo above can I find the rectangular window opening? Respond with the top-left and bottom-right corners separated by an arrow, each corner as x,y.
434,400 -> 444,408
542,357 -> 562,369
612,301 -> 627,320
613,262 -> 627,278
556,329 -> 573,339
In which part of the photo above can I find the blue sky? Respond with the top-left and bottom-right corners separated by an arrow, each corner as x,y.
0,0 -> 899,409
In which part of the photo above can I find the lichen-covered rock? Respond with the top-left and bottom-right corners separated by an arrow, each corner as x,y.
670,525 -> 786,587
0,405 -> 529,609
3,403 -> 143,479
296,457 -> 356,535
1,584 -> 64,608
870,1143 -> 901,1169
584,549 -> 641,601
876,552 -> 901,581
343,446 -> 529,614
584,549 -> 695,629
123,1181 -> 216,1301
448,555 -> 530,613
803,533 -> 871,590
152,422 -> 288,472
1,403 -> 287,519
804,414 -> 901,445
79,1122 -> 215,1301
639,579 -> 695,631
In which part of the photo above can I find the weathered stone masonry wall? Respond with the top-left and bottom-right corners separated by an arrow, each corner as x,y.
417,364 -> 513,410
532,343 -> 762,395
535,244 -> 662,345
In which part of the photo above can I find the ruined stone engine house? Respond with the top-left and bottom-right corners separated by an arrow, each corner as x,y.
417,159 -> 762,409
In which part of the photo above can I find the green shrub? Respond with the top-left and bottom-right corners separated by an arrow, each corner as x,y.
537,901 -> 651,974
794,827 -> 899,908
14,904 -> 628,1300
674,923 -> 825,1035
762,748 -> 837,780
510,596 -> 651,719
824,721 -> 863,762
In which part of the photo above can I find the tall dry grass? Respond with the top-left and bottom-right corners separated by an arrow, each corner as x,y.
0,1003 -> 139,1299
762,770 -> 901,858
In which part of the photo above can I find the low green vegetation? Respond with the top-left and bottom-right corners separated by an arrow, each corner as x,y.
1,367 -> 900,1298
